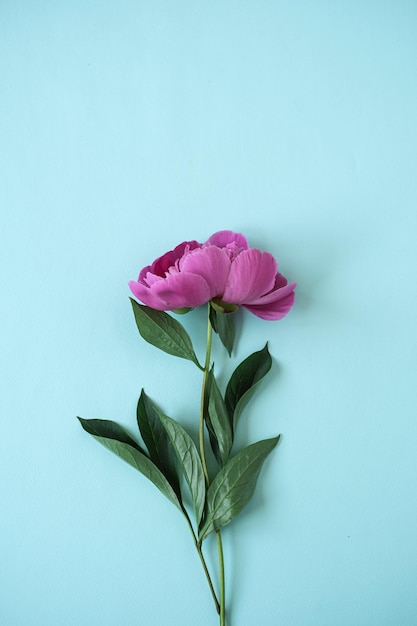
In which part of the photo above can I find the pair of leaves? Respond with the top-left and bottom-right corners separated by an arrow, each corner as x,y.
78,390 -> 206,527
77,417 -> 182,511
130,299 -> 203,370
131,297 -> 236,361
199,436 -> 280,541
205,343 -> 272,467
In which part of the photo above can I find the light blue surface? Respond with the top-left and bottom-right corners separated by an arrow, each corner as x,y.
1,2 -> 417,625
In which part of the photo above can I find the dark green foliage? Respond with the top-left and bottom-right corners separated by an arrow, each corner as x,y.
77,417 -> 182,510
130,299 -> 203,369
206,370 -> 233,467
225,343 -> 272,432
199,436 -> 280,541
137,390 -> 180,497
209,306 -> 235,356
159,413 -> 206,527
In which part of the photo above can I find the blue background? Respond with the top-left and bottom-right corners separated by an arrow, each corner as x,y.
1,2 -> 417,625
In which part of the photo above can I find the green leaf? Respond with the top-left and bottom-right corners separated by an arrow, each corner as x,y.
77,417 -> 182,511
199,436 -> 280,541
209,306 -> 235,356
225,343 -> 272,432
137,390 -> 180,496
130,299 -> 203,369
206,370 -> 233,467
159,413 -> 206,527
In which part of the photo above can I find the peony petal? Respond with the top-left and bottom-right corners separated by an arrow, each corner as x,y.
205,230 -> 248,250
271,272 -> 289,289
142,271 -> 165,287
138,263 -> 153,284
139,240 -> 201,281
180,245 -> 231,299
245,274 -> 295,306
129,280 -> 169,310
243,290 -> 296,321
150,272 -> 212,309
222,248 -> 277,304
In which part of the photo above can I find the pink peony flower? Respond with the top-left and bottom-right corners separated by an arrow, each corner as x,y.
129,230 -> 296,320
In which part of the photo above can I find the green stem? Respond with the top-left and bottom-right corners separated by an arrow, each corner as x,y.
216,532 -> 226,626
199,304 -> 226,626
199,306 -> 212,484
183,508 -> 220,614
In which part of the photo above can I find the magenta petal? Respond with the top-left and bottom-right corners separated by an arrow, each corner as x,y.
205,230 -> 248,250
128,280 -> 168,310
180,246 -> 231,299
222,249 -> 277,304
140,240 -> 201,281
138,263 -> 153,284
247,275 -> 296,306
243,290 -> 296,320
271,272 -> 289,290
150,272 -> 212,309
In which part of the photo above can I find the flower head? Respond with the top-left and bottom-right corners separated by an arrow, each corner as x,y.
129,230 -> 296,320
